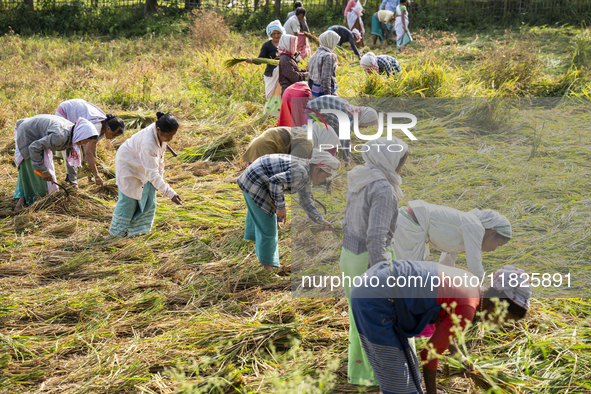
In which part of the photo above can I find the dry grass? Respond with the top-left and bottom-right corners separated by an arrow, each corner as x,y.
190,8 -> 230,50
0,25 -> 590,394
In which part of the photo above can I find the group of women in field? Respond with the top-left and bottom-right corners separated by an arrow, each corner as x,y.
248,1 -> 408,119
10,11 -> 532,394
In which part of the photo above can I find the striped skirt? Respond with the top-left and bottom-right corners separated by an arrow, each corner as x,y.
109,182 -> 157,237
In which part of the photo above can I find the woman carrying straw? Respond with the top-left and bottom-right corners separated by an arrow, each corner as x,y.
278,35 -> 308,96
55,98 -> 126,186
340,137 -> 408,387
344,0 -> 365,47
236,151 -> 340,272
394,0 -> 412,52
393,202 -> 512,279
109,112 -> 182,238
277,81 -> 311,127
242,126 -> 314,164
306,95 -> 379,164
371,9 -> 395,46
351,262 -> 530,394
284,6 -> 312,59
247,20 -> 284,117
360,52 -> 401,77
13,115 -> 99,212
307,30 -> 340,97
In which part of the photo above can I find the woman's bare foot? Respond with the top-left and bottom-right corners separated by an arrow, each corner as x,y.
14,197 -> 26,212
262,264 -> 277,273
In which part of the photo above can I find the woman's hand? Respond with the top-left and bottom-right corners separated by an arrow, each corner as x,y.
320,219 -> 334,231
41,171 -> 53,182
246,57 -> 253,64
94,176 -> 104,186
276,208 -> 287,221
171,195 -> 183,205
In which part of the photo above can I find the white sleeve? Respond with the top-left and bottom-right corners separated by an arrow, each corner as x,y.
439,252 -> 458,267
139,141 -> 176,199
461,224 -> 485,277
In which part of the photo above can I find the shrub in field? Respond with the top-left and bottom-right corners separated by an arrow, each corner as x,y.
190,8 -> 230,50
362,61 -> 451,97
477,44 -> 543,96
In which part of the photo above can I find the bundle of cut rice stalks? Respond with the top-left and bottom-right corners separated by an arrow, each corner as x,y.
27,189 -> 112,222
178,133 -> 236,163
118,111 -> 154,130
444,356 -> 530,394
224,57 -> 279,69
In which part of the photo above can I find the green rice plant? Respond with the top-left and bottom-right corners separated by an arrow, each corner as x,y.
224,57 -> 279,68
178,133 -> 237,163
571,29 -> 591,69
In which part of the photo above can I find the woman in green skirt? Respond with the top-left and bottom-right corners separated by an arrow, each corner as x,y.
340,136 -> 409,386
13,115 -> 99,212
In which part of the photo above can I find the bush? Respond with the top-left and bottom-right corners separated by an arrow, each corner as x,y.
0,4 -> 189,37
190,7 -> 230,49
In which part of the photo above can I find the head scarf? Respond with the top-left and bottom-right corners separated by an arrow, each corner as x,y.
347,137 -> 408,198
343,103 -> 379,127
309,149 -> 341,175
360,52 -> 379,72
278,34 -> 298,57
492,265 -> 531,310
69,118 -> 99,168
319,30 -> 340,52
266,20 -> 285,39
470,209 -> 512,238
309,123 -> 340,149
352,28 -> 361,40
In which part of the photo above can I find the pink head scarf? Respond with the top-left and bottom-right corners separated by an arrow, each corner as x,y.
68,118 -> 99,168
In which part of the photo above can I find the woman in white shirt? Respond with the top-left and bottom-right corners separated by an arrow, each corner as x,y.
109,112 -> 182,238
393,200 -> 512,278
55,98 -> 125,186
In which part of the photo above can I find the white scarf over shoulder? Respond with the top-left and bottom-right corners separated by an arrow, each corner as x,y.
347,137 -> 408,198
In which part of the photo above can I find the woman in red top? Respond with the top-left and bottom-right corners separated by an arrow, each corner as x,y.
277,82 -> 311,127
351,261 -> 531,394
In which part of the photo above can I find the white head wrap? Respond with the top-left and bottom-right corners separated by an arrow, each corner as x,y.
69,118 -> 99,168
492,265 -> 531,310
319,30 -> 340,52
309,149 -> 341,175
343,103 -> 379,127
278,34 -> 298,56
309,123 -> 340,149
360,52 -> 379,72
347,137 -> 408,198
470,209 -> 512,238
352,28 -> 361,40
266,20 -> 285,39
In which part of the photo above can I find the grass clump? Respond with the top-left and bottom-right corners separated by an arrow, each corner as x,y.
190,8 -> 230,50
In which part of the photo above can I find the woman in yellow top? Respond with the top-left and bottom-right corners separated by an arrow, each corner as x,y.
371,9 -> 395,46
394,0 -> 412,52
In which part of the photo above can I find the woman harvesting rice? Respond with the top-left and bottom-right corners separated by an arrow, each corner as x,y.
277,81 -> 311,127
327,25 -> 362,59
307,30 -> 340,97
55,98 -> 126,186
242,126 -> 313,164
246,21 -> 284,117
344,0 -> 365,47
284,6 -> 312,59
13,115 -> 99,212
351,263 -> 531,394
393,201 -> 512,278
371,9 -> 395,45
236,151 -> 340,272
278,35 -> 309,96
394,0 -> 412,52
339,137 -> 408,387
109,112 -> 183,238
360,52 -> 401,77
306,95 -> 379,163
